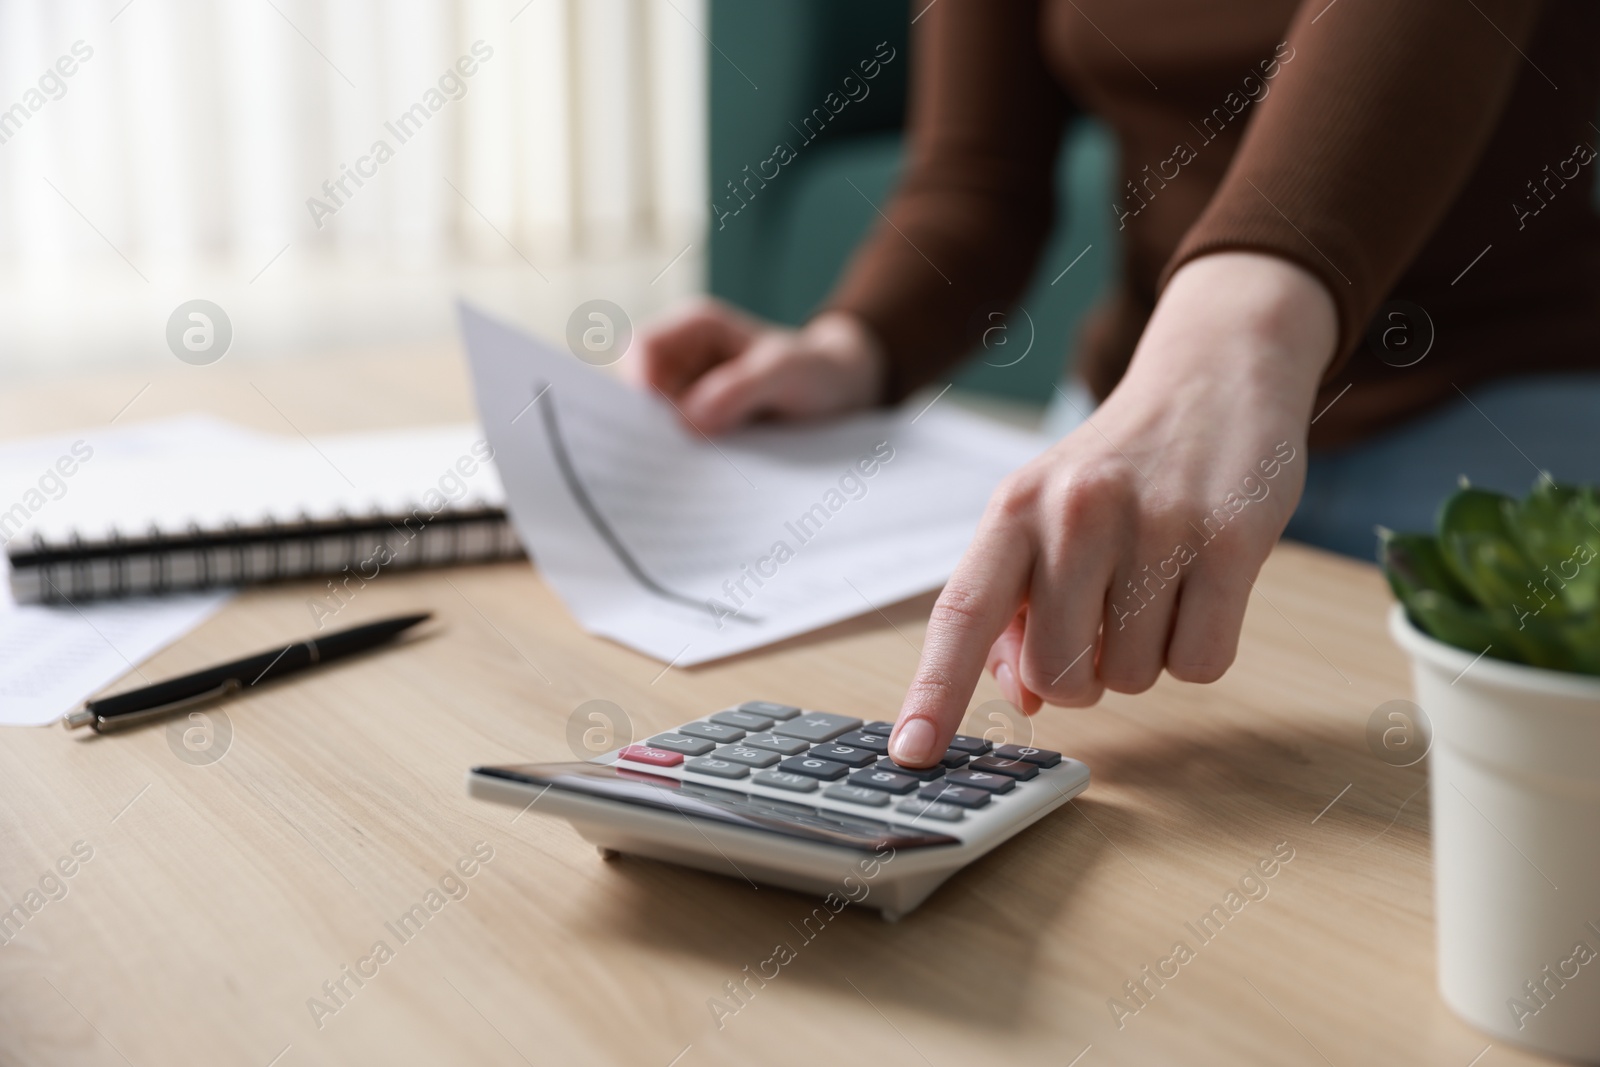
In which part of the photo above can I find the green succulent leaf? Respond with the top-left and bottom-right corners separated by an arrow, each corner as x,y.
1437,488 -> 1534,608
1509,479 -> 1578,555
1402,590 -> 1518,661
1382,481 -> 1600,677
1408,591 -> 1573,671
1437,486 -> 1517,541
1379,530 -> 1474,606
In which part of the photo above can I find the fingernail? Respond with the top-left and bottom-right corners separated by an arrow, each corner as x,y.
889,718 -> 937,766
995,662 -> 1021,707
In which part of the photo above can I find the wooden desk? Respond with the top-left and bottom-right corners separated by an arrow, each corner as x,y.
0,350 -> 1553,1066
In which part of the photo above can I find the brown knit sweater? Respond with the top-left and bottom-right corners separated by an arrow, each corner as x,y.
826,0 -> 1600,449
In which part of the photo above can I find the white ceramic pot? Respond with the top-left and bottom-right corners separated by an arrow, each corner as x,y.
1390,606 -> 1600,1062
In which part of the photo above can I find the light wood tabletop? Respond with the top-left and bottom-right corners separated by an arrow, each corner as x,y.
0,348 -> 1555,1067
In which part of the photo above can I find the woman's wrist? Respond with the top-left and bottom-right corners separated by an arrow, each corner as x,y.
801,310 -> 889,408
1121,251 -> 1339,415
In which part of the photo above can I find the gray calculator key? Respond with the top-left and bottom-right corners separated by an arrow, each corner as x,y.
994,744 -> 1062,767
834,730 -> 889,754
861,721 -> 894,736
778,755 -> 851,781
752,769 -> 819,793
938,749 -> 971,769
647,733 -> 717,756
848,767 -> 919,794
685,757 -> 750,779
743,733 -> 809,756
679,721 -> 746,743
968,755 -> 1039,780
740,701 -> 802,721
773,712 -> 863,743
807,743 -> 877,768
824,783 -> 892,808
947,734 -> 993,755
895,797 -> 965,822
711,709 -> 775,731
717,745 -> 781,768
918,782 -> 990,809
874,757 -> 944,781
944,767 -> 1016,793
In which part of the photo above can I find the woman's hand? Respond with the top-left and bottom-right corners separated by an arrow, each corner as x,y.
887,252 -> 1340,766
628,298 -> 886,435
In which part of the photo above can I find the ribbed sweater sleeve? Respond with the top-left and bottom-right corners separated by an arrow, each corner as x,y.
1161,0 -> 1549,380
824,0 -> 1071,403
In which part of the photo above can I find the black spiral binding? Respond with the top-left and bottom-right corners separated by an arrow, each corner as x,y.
6,504 -> 523,604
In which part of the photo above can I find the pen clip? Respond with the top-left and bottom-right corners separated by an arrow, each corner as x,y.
65,678 -> 243,733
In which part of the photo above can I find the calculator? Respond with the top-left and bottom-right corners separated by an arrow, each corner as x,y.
468,701 -> 1090,920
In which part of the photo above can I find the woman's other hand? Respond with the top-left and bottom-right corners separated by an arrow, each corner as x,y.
628,298 -> 886,435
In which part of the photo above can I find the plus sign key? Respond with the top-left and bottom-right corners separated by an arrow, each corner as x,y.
772,712 -> 862,743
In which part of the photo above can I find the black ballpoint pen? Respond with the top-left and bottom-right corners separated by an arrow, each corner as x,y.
63,612 -> 432,733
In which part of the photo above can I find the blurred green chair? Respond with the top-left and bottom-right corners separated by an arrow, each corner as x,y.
707,0 -> 1119,403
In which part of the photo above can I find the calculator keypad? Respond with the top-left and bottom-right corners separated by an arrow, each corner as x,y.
614,704 -> 1066,829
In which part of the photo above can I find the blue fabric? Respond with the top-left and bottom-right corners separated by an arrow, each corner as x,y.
1287,375 -> 1600,560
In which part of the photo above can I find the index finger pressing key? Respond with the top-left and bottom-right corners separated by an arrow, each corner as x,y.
889,517 -> 1033,767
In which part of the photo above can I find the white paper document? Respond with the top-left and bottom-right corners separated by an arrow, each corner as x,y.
461,303 -> 1048,665
0,581 -> 230,727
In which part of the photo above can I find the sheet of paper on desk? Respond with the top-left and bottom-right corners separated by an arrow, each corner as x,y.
461,303 -> 1048,665
0,417 -> 252,726
0,575 -> 229,727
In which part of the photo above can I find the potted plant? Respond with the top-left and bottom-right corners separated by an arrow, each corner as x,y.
1383,479 -> 1600,1061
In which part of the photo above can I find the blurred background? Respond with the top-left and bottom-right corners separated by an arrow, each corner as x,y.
0,0 -> 1116,406
0,0 -> 707,375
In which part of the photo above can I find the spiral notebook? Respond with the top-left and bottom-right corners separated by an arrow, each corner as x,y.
2,415 -> 522,604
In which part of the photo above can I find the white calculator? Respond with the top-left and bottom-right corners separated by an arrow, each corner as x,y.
467,701 -> 1090,920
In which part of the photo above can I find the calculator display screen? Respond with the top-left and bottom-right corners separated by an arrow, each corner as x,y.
474,762 -> 962,851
